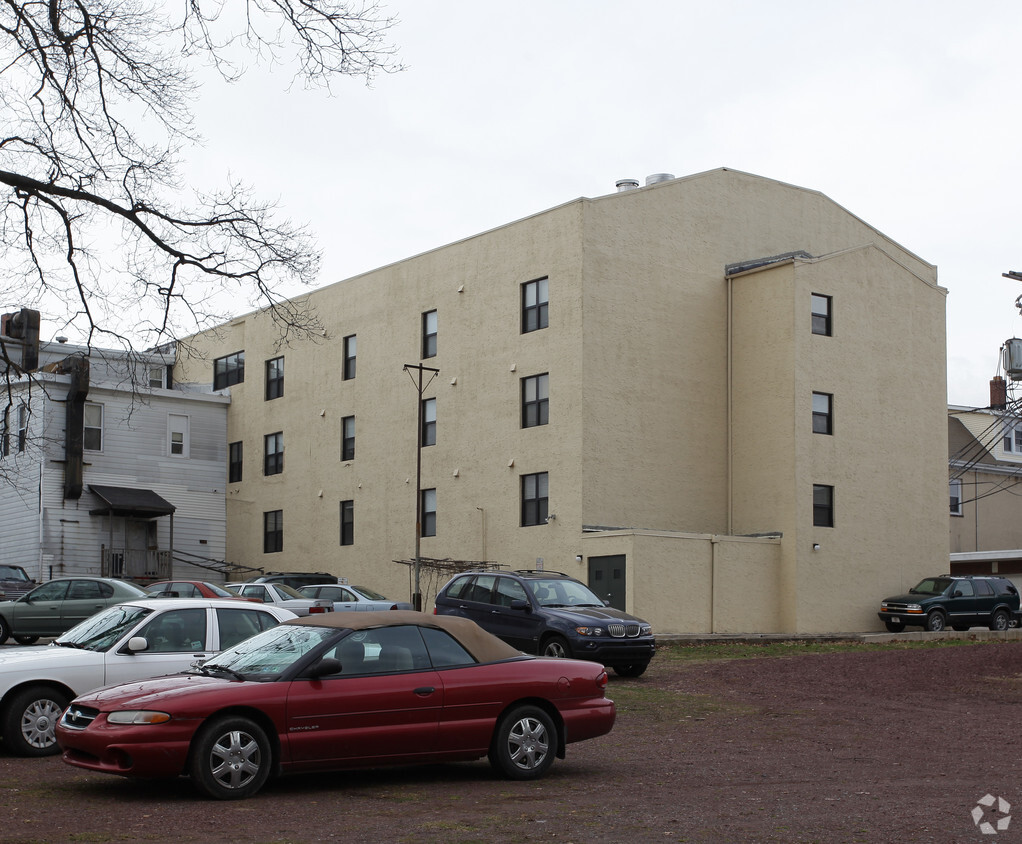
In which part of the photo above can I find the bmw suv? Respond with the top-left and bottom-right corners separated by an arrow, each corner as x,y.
434,569 -> 655,677
878,575 -> 1020,633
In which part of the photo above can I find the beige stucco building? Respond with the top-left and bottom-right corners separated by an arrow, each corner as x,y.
174,168 -> 949,634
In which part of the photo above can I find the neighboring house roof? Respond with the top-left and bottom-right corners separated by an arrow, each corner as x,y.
948,416 -> 999,468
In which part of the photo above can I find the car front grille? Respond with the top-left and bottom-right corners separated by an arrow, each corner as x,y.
607,622 -> 642,638
60,705 -> 100,730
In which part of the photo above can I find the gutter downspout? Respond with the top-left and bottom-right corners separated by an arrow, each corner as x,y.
726,272 -> 733,534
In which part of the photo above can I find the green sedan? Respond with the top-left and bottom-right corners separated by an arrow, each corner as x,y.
0,577 -> 147,645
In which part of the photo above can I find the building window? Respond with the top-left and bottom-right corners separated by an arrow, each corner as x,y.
149,367 -> 165,389
343,335 -> 357,380
813,484 -> 834,527
421,488 -> 437,537
1002,424 -> 1022,454
811,294 -> 832,336
265,356 -> 284,401
263,510 -> 283,553
950,478 -> 963,516
421,398 -> 436,447
168,413 -> 189,457
341,416 -> 355,461
16,404 -> 27,452
521,472 -> 549,526
522,373 -> 549,428
264,432 -> 284,476
340,499 -> 354,546
812,392 -> 832,435
229,441 -> 243,483
84,403 -> 103,451
1,408 -> 8,457
522,277 -> 549,333
422,310 -> 437,359
214,351 -> 245,390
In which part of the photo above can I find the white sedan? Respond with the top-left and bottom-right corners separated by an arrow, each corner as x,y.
298,583 -> 414,611
226,582 -> 334,616
0,598 -> 296,756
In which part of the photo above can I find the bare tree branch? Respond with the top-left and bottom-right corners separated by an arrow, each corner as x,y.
0,0 -> 401,363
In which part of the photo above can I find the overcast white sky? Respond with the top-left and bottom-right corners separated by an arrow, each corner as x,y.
182,0 -> 1022,408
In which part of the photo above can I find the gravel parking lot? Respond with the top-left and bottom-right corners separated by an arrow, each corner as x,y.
1,638 -> 1020,843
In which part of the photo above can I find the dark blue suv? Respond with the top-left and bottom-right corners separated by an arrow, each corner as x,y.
434,569 -> 655,677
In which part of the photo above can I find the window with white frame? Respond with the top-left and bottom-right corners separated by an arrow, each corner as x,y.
84,403 -> 103,451
168,414 -> 189,457
949,478 -> 963,516
17,404 -> 27,452
1002,423 -> 1022,455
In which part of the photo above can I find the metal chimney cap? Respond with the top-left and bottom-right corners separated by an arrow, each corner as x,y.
645,173 -> 675,186
615,178 -> 640,192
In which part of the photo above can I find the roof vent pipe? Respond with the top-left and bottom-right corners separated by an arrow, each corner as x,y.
615,178 -> 640,192
645,173 -> 675,186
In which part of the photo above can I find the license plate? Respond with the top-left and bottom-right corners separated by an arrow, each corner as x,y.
889,616 -> 900,623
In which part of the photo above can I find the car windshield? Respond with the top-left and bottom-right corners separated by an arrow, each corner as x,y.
528,578 -> 605,607
911,577 -> 953,595
353,585 -> 386,601
196,623 -> 336,679
54,604 -> 153,651
0,565 -> 30,582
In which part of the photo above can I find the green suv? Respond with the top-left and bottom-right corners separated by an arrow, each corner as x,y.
878,575 -> 1020,633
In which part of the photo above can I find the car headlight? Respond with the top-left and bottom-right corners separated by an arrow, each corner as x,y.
574,626 -> 603,637
106,710 -> 171,725
905,604 -> 922,613
641,624 -> 653,636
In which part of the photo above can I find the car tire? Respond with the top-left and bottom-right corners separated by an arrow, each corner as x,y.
989,609 -> 1010,632
2,685 -> 70,757
613,663 -> 648,678
488,704 -> 557,781
925,610 -> 946,632
188,716 -> 272,800
540,635 -> 570,659
884,620 -> 906,633
13,635 -> 39,645
0,615 -> 10,645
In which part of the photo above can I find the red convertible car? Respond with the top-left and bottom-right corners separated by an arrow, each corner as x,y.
57,611 -> 616,799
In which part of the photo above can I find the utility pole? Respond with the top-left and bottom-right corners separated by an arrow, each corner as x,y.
403,362 -> 439,610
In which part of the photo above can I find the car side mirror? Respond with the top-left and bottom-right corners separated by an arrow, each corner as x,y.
510,599 -> 531,613
307,657 -> 341,679
125,636 -> 149,654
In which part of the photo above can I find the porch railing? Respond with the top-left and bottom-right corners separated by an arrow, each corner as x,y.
101,548 -> 171,582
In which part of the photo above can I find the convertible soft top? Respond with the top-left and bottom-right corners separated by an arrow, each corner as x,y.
288,610 -> 525,664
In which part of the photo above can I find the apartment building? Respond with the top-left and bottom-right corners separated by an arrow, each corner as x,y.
0,341 -> 229,584
174,167 -> 949,633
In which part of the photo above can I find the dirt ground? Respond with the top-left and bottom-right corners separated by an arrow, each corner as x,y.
2,639 -> 1021,843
